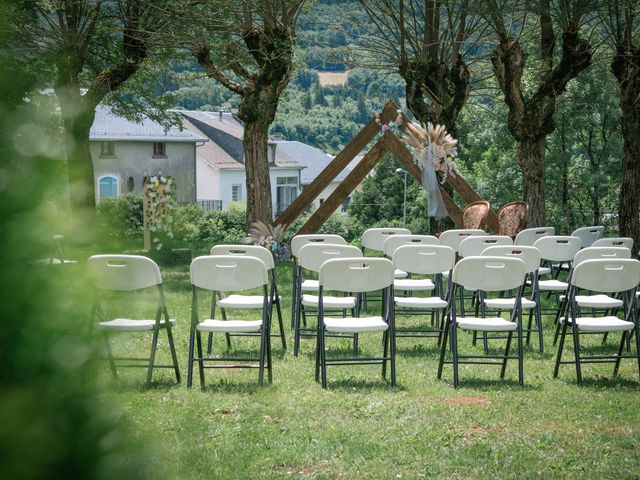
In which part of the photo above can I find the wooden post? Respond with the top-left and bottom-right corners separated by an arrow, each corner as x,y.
298,136 -> 388,234
275,101 -> 401,228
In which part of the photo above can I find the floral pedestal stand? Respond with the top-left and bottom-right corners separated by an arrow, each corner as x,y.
143,174 -> 174,251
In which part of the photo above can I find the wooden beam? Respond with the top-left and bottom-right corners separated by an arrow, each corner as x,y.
386,133 -> 463,228
297,136 -> 388,235
274,100 -> 400,229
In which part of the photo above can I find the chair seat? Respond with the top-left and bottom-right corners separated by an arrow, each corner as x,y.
98,318 -> 176,331
537,266 -> 551,276
301,279 -> 319,291
395,296 -> 448,309
558,294 -> 623,309
456,316 -> 517,332
394,278 -> 435,291
33,258 -> 78,266
302,294 -> 356,309
484,297 -> 536,310
538,279 -> 568,291
196,319 -> 263,333
559,316 -> 634,332
324,316 -> 388,333
394,268 -> 409,279
218,294 -> 271,309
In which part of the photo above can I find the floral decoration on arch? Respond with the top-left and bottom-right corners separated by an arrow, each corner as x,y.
402,121 -> 460,184
144,174 -> 174,250
374,109 -> 403,134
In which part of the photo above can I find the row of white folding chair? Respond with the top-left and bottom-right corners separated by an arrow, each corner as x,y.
362,227 -> 412,280
554,258 -> 640,385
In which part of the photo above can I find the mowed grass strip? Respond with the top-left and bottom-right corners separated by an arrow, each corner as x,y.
97,262 -> 640,479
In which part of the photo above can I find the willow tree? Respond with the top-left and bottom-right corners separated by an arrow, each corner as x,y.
191,1 -> 306,225
605,1 -> 640,254
354,0 -> 480,132
486,0 -> 593,226
14,1 -> 170,224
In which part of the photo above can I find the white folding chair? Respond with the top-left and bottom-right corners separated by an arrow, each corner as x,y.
571,226 -> 605,248
209,245 -> 286,351
481,246 -> 543,353
362,227 -> 411,277
290,234 -> 347,329
439,229 -> 487,255
457,235 -> 513,315
592,237 -> 634,251
515,227 -> 555,246
554,258 -> 640,385
294,243 -> 363,356
316,257 -> 396,388
392,245 -> 455,345
88,255 -> 180,387
553,247 -> 632,345
437,256 -> 527,387
534,236 -> 582,315
188,255 -> 272,387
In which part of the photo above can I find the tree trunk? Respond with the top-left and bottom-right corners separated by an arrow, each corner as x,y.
618,103 -> 640,255
517,137 -> 546,227
612,44 -> 640,256
241,117 -> 273,226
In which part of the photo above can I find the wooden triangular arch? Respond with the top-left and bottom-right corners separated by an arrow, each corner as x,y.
274,101 -> 499,235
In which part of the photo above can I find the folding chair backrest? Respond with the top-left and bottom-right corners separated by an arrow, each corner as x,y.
592,237 -> 634,250
573,246 -> 631,267
571,226 -> 605,248
190,255 -> 267,291
534,236 -> 582,262
210,244 -> 274,270
383,234 -> 439,257
439,229 -> 486,253
290,234 -> 347,258
459,235 -> 513,258
361,227 -> 411,252
452,256 -> 526,292
298,243 -> 363,272
393,245 -> 455,275
571,259 -> 640,293
320,258 -> 395,293
481,245 -> 541,275
88,255 -> 162,291
515,226 -> 555,246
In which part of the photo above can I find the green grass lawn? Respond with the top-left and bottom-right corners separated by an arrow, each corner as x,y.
96,261 -> 640,479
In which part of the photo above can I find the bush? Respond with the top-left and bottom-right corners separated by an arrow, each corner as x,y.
96,194 -> 143,245
172,203 -> 205,243
196,205 -> 247,246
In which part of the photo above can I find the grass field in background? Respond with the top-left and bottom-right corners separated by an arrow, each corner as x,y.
97,261 -> 640,479
317,71 -> 349,86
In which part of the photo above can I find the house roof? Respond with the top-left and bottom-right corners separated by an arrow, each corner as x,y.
178,110 -> 303,170
276,141 -> 352,185
90,105 -> 206,143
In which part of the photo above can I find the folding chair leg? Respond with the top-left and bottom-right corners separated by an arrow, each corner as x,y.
196,331 -> 206,389
258,328 -> 266,386
553,322 -> 568,378
315,327 -> 321,381
353,333 -> 359,355
437,318 -> 450,380
103,332 -> 118,380
451,323 -> 459,388
187,328 -> 196,388
382,330 -> 388,379
500,331 -> 512,380
635,321 -> 640,381
320,328 -> 328,389
146,327 -> 160,387
390,326 -> 397,387
166,327 -> 181,383
274,296 -> 287,350
613,332 -> 627,376
535,306 -> 544,354
517,322 -> 524,386
293,300 -> 302,357
571,324 -> 583,386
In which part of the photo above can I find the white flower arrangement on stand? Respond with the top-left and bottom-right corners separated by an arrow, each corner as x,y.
143,174 -> 174,251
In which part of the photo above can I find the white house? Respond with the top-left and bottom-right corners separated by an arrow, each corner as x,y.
89,106 -> 207,203
180,111 -> 304,214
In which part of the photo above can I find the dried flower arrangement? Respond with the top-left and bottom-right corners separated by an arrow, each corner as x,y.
402,122 -> 460,183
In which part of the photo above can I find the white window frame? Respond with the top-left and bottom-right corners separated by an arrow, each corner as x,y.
231,183 -> 242,202
100,141 -> 115,157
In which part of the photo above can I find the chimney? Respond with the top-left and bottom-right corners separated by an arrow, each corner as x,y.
268,141 -> 277,164
219,110 -> 223,121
